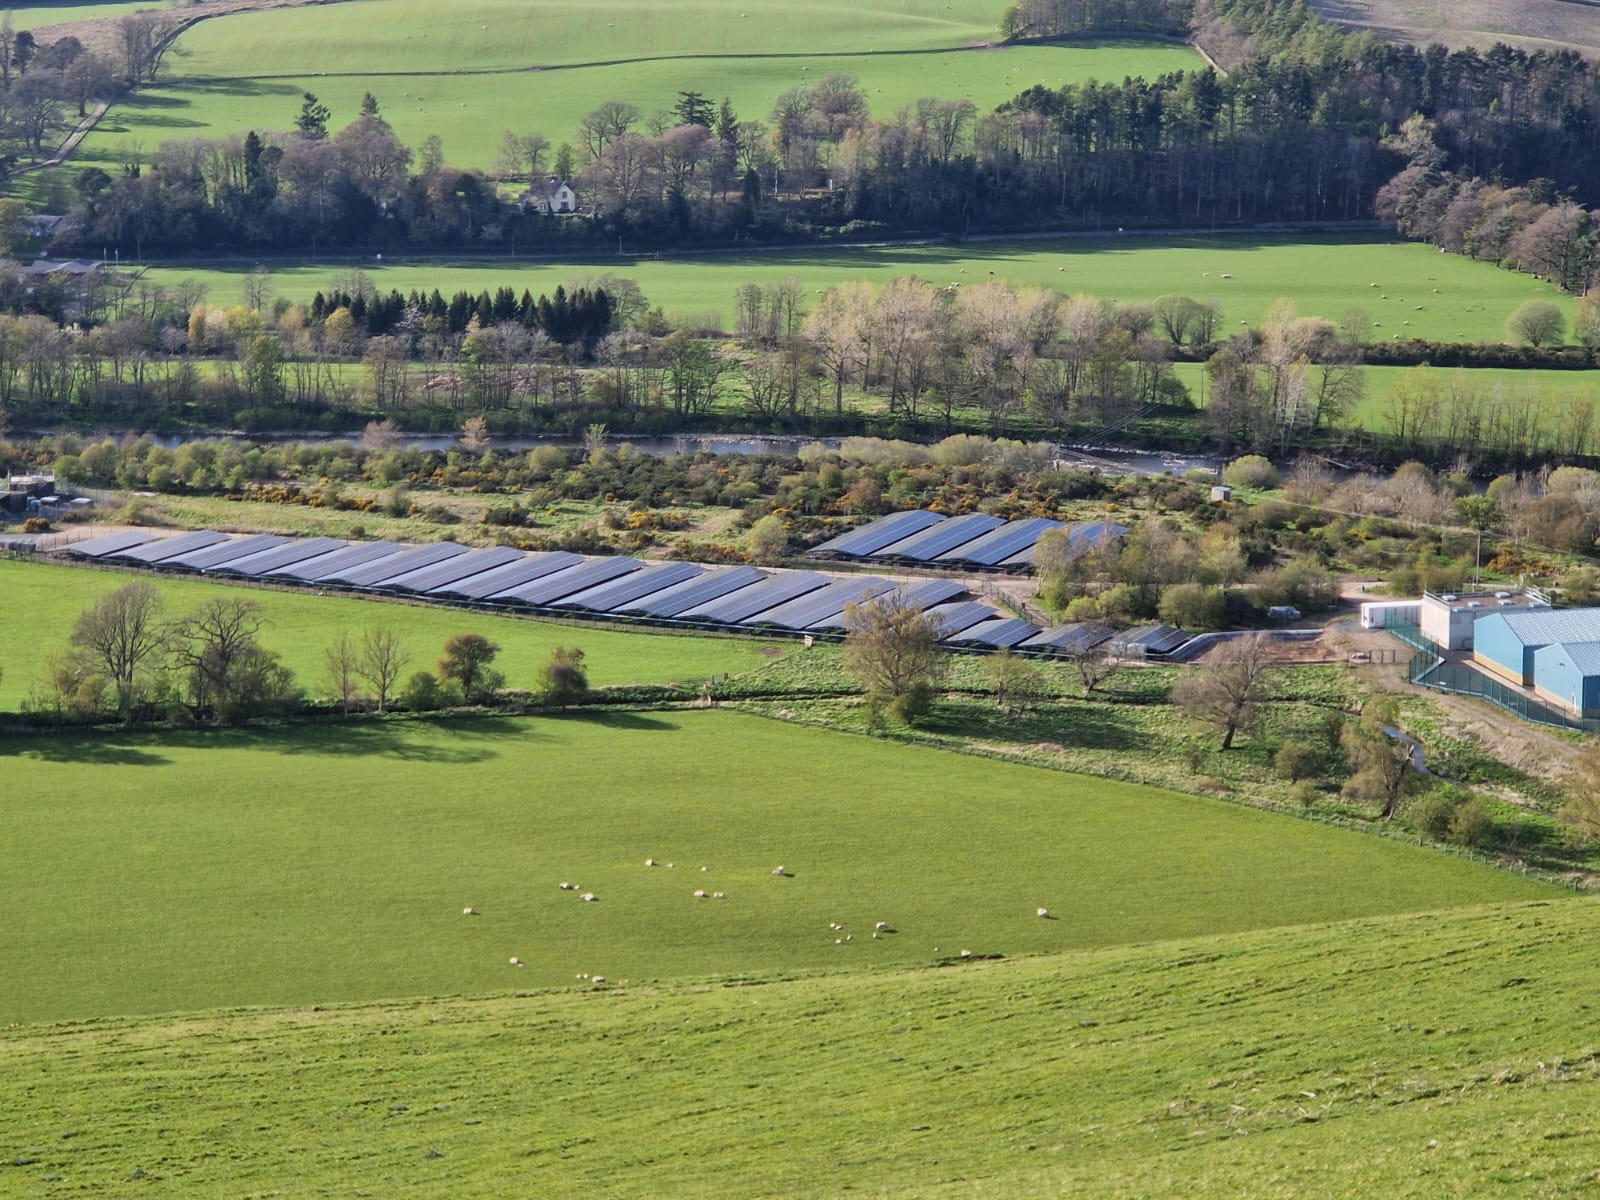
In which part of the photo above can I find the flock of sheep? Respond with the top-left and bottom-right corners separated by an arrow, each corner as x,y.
465,860 -> 1055,988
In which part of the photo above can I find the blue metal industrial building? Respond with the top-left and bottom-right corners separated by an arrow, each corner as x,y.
1531,641 -> 1600,717
1473,609 -> 1600,687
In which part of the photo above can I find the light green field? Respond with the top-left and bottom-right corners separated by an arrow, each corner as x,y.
3,897 -> 1593,1196
55,0 -> 1199,176
12,1 -> 151,27
0,557 -> 777,707
139,233 -> 1573,342
0,708 -> 1554,1024
1172,361 -> 1600,429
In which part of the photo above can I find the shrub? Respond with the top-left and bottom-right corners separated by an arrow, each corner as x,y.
21,516 -> 50,533
1287,779 -> 1320,808
1224,455 -> 1281,490
539,645 -> 588,706
399,670 -> 448,712
1407,789 -> 1458,840
1274,740 -> 1320,781
889,679 -> 936,726
1448,795 -> 1496,849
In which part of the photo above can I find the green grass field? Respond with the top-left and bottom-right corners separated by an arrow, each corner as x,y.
4,896 -> 1594,1196
0,708 -> 1554,1024
1172,361 -> 1600,431
139,232 -> 1572,342
51,0 -> 1198,180
0,557 -> 777,707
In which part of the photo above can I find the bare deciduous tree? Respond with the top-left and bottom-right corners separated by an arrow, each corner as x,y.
1171,632 -> 1276,750
324,630 -> 361,716
358,626 -> 410,713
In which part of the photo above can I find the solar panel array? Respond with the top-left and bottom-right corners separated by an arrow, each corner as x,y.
62,529 -> 1124,654
811,511 -> 1129,571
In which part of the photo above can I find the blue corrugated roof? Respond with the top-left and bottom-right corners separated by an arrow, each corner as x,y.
682,571 -> 830,623
112,529 -> 231,564
1539,639 -> 1600,675
429,551 -> 582,599
949,618 -> 1041,647
326,542 -> 470,587
1020,622 -> 1115,654
271,541 -> 404,582
491,557 -> 642,606
168,534 -> 288,571
554,562 -> 705,613
748,578 -> 898,630
379,545 -> 526,593
924,602 -> 1005,638
212,537 -> 349,577
1484,608 -> 1600,647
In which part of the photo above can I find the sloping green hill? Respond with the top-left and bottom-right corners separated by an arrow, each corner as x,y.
5,898 -> 1598,1197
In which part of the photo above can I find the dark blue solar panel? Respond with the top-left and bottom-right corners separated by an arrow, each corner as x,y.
804,579 -> 968,632
747,578 -> 898,630
867,512 -> 1004,562
271,541 -> 404,582
810,510 -> 947,557
429,551 -> 583,600
378,545 -> 526,593
1020,622 -> 1114,654
620,566 -> 769,618
211,537 -> 348,577
1110,624 -> 1192,655
949,618 -> 1041,647
325,542 -> 471,587
490,556 -> 644,606
165,534 -> 288,571
1003,520 -> 1128,568
554,562 -> 705,612
65,530 -> 159,558
112,529 -> 232,564
937,518 -> 1063,567
681,571 -> 830,624
924,602 -> 1006,638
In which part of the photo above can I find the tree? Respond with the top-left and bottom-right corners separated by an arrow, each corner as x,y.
460,415 -> 490,453
68,581 -> 164,716
324,630 -> 361,716
842,592 -> 948,718
168,597 -> 298,722
747,514 -> 787,562
1340,697 -> 1423,819
1065,642 -> 1121,696
358,626 -> 409,712
295,92 -> 331,140
1507,300 -> 1565,348
360,91 -> 380,117
439,632 -> 503,702
539,645 -> 588,706
1171,632 -> 1275,750
986,647 -> 1049,717
674,90 -> 713,128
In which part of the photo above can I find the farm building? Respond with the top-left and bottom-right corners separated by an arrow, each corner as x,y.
1531,641 -> 1600,717
1472,609 -> 1600,687
522,179 -> 579,215
1419,588 -> 1550,651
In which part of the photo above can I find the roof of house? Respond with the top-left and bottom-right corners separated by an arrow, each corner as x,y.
1536,639 -> 1600,676
1482,608 -> 1600,648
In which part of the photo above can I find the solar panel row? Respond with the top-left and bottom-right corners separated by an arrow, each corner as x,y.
67,532 -> 1104,648
812,511 -> 1129,571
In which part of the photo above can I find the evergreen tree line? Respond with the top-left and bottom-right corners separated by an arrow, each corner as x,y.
306,284 -> 614,344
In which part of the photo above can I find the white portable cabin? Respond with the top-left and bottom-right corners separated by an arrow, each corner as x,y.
1360,600 -> 1421,630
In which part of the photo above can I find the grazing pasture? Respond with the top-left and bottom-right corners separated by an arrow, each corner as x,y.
0,558 -> 776,708
0,708 -> 1553,1023
141,233 -> 1574,343
55,0 -> 1199,180
2,897 -> 1593,1196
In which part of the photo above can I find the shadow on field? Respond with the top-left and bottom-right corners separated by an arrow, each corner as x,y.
178,78 -> 303,101
544,710 -> 680,732
922,700 -> 1144,752
14,740 -> 171,767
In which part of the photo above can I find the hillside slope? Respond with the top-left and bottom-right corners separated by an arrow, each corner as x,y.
6,898 -> 1599,1197
1313,0 -> 1600,54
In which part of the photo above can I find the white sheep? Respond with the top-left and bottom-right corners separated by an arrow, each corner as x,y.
509,956 -> 523,966
645,858 -> 656,867
700,866 -> 709,872
693,889 -> 708,899
829,922 -> 843,931
1037,907 -> 1051,919
772,866 -> 789,876
558,882 -> 575,891
462,906 -> 476,916
1219,273 -> 1232,279
874,921 -> 890,931
591,975 -> 606,984
713,892 -> 726,900
959,949 -> 972,959
580,892 -> 597,902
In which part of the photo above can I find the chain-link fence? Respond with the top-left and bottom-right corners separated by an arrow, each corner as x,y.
1390,620 -> 1600,733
